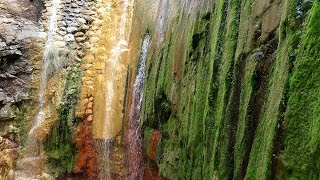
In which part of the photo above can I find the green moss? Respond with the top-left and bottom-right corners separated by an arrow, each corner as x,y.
245,41 -> 286,180
233,56 -> 256,178
139,0 -> 319,179
13,104 -> 27,144
285,0 -> 320,178
158,115 -> 182,180
44,63 -> 81,177
242,1 -> 305,176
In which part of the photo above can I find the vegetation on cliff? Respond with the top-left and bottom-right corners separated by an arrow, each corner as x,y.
139,0 -> 319,179
2,0 -> 320,179
44,63 -> 81,177
285,0 -> 320,178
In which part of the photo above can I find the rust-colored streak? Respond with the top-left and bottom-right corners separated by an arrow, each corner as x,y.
74,97 -> 99,179
144,129 -> 162,180
149,130 -> 161,161
144,163 -> 161,180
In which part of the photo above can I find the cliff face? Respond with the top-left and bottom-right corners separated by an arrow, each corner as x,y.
0,0 -> 97,178
0,0 -> 319,179
134,0 -> 319,179
0,0 -> 44,178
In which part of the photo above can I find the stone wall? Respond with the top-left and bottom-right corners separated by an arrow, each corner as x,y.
32,0 -> 97,178
0,0 -> 96,178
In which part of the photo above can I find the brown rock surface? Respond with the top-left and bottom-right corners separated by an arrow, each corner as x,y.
74,118 -> 99,179
0,0 -> 45,121
74,98 -> 99,179
0,137 -> 18,179
0,0 -> 44,178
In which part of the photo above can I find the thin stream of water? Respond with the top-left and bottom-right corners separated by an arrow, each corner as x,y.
127,33 -> 151,180
29,0 -> 61,139
27,0 -> 61,157
103,0 -> 129,138
15,0 -> 61,178
96,0 -> 131,179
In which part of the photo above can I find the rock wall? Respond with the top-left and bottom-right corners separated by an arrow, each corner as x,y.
37,0 -> 97,178
1,0 -> 319,179
2,0 -> 134,178
0,0 -> 98,178
133,0 -> 320,179
0,0 -> 45,178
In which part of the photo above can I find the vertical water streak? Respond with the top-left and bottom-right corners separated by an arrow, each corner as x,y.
103,0 -> 130,138
95,0 -> 132,179
127,34 -> 151,180
96,139 -> 113,180
16,1 -> 61,178
120,0 -> 129,38
156,0 -> 169,43
28,0 -> 61,150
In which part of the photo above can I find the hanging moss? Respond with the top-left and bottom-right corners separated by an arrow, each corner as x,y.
14,102 -> 27,144
284,0 -> 320,178
157,115 -> 182,180
44,63 -> 81,177
138,0 -> 319,179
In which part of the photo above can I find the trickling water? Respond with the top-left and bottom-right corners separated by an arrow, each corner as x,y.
29,0 -> 61,139
103,0 -> 130,138
156,0 -> 169,43
127,34 -> 151,180
15,0 -> 61,178
95,139 -> 113,180
94,0 -> 132,179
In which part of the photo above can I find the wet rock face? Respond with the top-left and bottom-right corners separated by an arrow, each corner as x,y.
0,137 -> 19,179
0,0 -> 42,178
0,0 -> 42,21
0,0 -> 44,121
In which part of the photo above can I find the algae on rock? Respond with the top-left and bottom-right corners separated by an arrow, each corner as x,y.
44,63 -> 81,177
136,0 -> 320,179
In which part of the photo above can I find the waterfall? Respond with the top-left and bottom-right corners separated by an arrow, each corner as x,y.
15,0 -> 61,178
95,139 -> 113,180
127,34 -> 151,179
94,0 -> 132,179
103,0 -> 130,138
29,0 -> 61,140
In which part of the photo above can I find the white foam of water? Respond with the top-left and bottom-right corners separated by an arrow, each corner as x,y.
132,34 -> 151,112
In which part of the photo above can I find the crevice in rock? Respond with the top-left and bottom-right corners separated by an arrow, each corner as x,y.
221,1 -> 243,179
210,0 -> 229,113
228,54 -> 246,180
270,82 -> 287,179
239,35 -> 278,178
155,91 -> 172,128
269,0 -> 312,176
0,54 -> 21,67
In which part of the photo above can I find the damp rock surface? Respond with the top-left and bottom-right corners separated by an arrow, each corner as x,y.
1,0 -> 320,179
0,0 -> 43,178
134,0 -> 320,179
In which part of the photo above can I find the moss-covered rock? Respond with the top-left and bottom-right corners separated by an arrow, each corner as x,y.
136,0 -> 318,179
285,0 -> 320,178
44,63 -> 81,177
